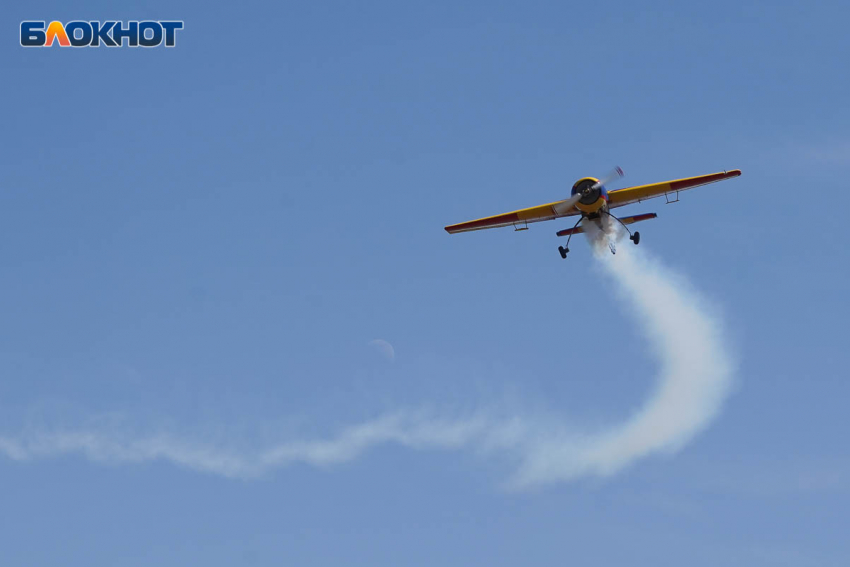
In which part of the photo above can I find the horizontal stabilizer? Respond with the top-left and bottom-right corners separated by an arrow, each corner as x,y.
556,213 -> 657,237
619,212 -> 658,225
555,225 -> 587,237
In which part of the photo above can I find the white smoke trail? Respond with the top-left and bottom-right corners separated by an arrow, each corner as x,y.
504,223 -> 735,486
0,234 -> 734,488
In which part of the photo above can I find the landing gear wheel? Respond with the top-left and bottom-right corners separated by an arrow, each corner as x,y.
558,246 -> 569,259
630,231 -> 640,245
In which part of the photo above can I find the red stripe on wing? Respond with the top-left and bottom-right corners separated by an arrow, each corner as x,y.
669,170 -> 741,191
445,212 -> 521,233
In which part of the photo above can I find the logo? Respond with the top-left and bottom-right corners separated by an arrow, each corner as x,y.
20,21 -> 183,47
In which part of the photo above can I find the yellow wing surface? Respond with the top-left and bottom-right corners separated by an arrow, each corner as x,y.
607,169 -> 741,208
444,199 -> 580,234
444,169 -> 741,234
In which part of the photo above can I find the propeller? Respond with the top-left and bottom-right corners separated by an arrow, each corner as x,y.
553,192 -> 584,214
553,166 -> 624,215
591,166 -> 624,191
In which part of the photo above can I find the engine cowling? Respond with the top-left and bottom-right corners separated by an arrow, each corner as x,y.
571,177 -> 608,213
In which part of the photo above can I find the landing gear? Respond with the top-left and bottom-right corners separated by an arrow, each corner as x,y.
604,210 -> 641,245
557,214 -> 584,259
557,211 -> 643,258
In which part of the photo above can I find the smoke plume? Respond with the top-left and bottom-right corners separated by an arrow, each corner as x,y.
0,230 -> 733,488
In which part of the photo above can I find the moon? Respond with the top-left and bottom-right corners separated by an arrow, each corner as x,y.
368,339 -> 395,362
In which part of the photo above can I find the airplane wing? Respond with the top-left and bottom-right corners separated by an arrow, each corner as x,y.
607,170 -> 741,209
444,199 -> 580,234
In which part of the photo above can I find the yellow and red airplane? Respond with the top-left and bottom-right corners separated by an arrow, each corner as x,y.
445,167 -> 742,258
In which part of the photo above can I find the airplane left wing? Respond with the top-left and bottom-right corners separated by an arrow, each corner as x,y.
445,199 -> 580,234
607,169 -> 741,209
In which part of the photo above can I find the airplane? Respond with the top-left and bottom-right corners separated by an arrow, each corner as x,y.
444,167 -> 742,258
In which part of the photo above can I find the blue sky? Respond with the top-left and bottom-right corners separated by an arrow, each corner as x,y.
2,0 -> 849,565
